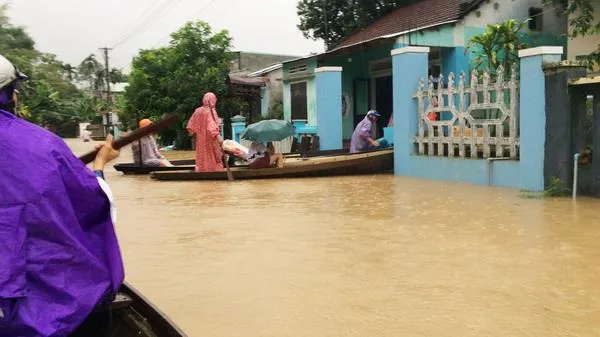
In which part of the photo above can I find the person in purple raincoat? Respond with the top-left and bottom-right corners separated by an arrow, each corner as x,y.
350,110 -> 382,153
0,54 -> 125,336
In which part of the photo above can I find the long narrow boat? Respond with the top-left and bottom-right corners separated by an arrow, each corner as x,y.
150,148 -> 394,181
114,148 -> 351,175
82,282 -> 187,336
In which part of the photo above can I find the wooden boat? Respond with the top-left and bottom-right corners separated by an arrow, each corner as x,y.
150,148 -> 394,181
77,281 -> 186,336
114,149 -> 351,175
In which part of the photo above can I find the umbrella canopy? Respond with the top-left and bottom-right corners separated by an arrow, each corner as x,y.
241,119 -> 296,143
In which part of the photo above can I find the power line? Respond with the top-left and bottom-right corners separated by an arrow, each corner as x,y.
108,0 -> 164,47
112,0 -> 185,49
115,0 -> 222,71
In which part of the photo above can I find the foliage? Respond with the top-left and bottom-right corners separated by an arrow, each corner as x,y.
123,21 -> 233,149
467,19 -> 528,74
109,68 -> 128,83
520,176 -> 570,198
544,0 -> 599,67
297,0 -> 419,49
1,5 -> 106,130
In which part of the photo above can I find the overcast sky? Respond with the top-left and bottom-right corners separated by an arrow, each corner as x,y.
5,0 -> 324,71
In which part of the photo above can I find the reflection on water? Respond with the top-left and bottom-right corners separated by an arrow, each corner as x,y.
69,139 -> 600,336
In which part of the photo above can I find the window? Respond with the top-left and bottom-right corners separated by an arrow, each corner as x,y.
290,82 -> 308,120
529,7 -> 543,31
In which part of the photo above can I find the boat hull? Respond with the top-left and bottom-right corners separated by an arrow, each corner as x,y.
114,149 -> 352,175
71,282 -> 186,337
150,149 -> 394,181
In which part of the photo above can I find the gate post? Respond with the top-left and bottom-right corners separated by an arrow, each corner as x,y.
391,46 -> 429,175
518,46 -> 563,191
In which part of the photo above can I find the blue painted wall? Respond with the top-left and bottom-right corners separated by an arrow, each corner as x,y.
282,57 -> 318,124
315,69 -> 343,150
394,25 -> 456,47
322,44 -> 395,139
441,47 -> 470,77
392,46 -> 561,191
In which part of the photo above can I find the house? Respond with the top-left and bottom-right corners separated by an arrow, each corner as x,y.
566,0 -> 599,73
229,51 -> 300,75
247,63 -> 284,118
282,0 -> 567,149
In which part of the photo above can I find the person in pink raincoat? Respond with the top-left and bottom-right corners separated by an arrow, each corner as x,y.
186,92 -> 224,172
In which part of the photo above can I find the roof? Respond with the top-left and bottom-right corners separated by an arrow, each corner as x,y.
247,63 -> 283,77
228,74 -> 266,87
333,0 -> 484,51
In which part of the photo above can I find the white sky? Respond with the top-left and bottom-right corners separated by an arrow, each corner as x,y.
5,0 -> 324,72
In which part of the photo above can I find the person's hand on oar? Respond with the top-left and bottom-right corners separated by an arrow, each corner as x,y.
92,134 -> 121,172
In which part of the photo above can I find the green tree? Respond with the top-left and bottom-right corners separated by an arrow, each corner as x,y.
544,0 -> 599,66
467,19 -> 529,74
1,5 -> 102,128
109,68 -> 128,83
123,20 -> 233,148
77,54 -> 105,95
297,0 -> 418,49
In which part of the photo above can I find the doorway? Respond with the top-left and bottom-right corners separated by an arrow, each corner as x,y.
373,75 -> 393,138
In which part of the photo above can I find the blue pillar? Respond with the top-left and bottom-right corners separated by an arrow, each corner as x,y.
231,115 -> 246,144
315,67 -> 343,150
260,87 -> 269,117
518,46 -> 563,191
391,47 -> 430,175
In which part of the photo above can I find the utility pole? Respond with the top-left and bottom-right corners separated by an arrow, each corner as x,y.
323,0 -> 328,51
100,47 -> 112,105
100,47 -> 113,138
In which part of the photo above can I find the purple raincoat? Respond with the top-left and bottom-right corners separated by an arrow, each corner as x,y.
0,109 -> 124,336
350,113 -> 375,153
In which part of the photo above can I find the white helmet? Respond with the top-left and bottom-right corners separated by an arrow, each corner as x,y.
0,54 -> 27,90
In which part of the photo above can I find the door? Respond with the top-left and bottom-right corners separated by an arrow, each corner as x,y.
374,76 -> 393,138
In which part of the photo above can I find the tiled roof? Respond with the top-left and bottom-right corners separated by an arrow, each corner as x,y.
333,0 -> 484,50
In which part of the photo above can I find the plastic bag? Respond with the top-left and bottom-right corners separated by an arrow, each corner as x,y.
222,139 -> 249,158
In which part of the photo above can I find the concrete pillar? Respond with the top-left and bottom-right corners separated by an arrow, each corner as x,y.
391,46 -> 430,175
518,46 -> 563,191
231,115 -> 246,144
315,66 -> 343,150
542,63 -> 587,187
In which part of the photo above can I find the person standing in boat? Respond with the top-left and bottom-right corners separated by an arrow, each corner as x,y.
0,54 -> 125,337
186,92 -> 224,172
131,118 -> 174,167
350,110 -> 387,153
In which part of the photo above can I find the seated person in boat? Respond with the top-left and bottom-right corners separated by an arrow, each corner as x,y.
247,142 -> 284,169
350,110 -> 389,153
0,54 -> 125,337
131,118 -> 174,167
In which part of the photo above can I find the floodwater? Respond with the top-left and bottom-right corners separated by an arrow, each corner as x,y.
68,139 -> 600,337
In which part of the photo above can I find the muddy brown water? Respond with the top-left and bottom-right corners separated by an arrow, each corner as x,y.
68,139 -> 600,337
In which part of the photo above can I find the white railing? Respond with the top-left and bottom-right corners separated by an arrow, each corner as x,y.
413,65 -> 519,159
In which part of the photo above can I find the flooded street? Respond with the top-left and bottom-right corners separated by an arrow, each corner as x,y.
69,139 -> 600,336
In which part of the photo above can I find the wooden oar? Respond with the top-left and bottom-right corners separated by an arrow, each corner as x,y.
223,154 -> 234,181
78,113 -> 180,165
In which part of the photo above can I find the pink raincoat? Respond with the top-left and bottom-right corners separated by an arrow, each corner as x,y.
186,92 -> 224,172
